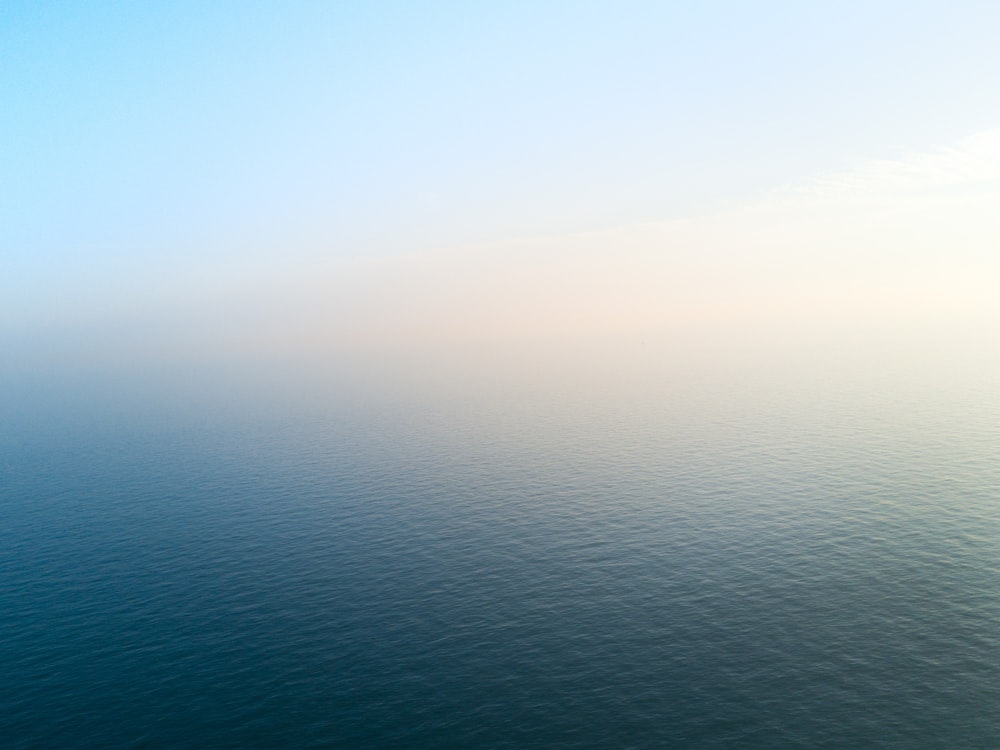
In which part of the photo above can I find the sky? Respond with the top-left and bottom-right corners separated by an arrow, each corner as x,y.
3,1 -> 1000,381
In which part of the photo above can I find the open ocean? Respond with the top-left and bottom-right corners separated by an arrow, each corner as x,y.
2,356 -> 999,748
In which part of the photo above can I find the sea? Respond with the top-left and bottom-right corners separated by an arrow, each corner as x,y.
2,346 -> 999,748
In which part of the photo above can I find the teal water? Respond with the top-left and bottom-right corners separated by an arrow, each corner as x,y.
2,364 -> 999,747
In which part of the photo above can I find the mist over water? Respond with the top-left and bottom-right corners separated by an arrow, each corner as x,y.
6,3 -> 1000,745
3,332 -> 999,748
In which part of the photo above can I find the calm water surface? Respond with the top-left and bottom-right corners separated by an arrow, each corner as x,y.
2,363 -> 999,747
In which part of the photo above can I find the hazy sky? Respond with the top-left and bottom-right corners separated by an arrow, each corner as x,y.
3,1 -> 999,373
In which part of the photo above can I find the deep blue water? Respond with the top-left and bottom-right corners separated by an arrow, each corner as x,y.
2,367 -> 999,747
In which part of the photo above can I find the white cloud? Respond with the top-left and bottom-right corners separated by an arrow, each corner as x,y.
788,128 -> 1000,198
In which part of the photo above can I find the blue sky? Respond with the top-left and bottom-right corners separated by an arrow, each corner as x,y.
3,1 -> 1000,360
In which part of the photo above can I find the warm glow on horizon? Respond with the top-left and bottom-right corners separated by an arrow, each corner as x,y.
3,4 -> 999,383
28,129 -> 991,374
